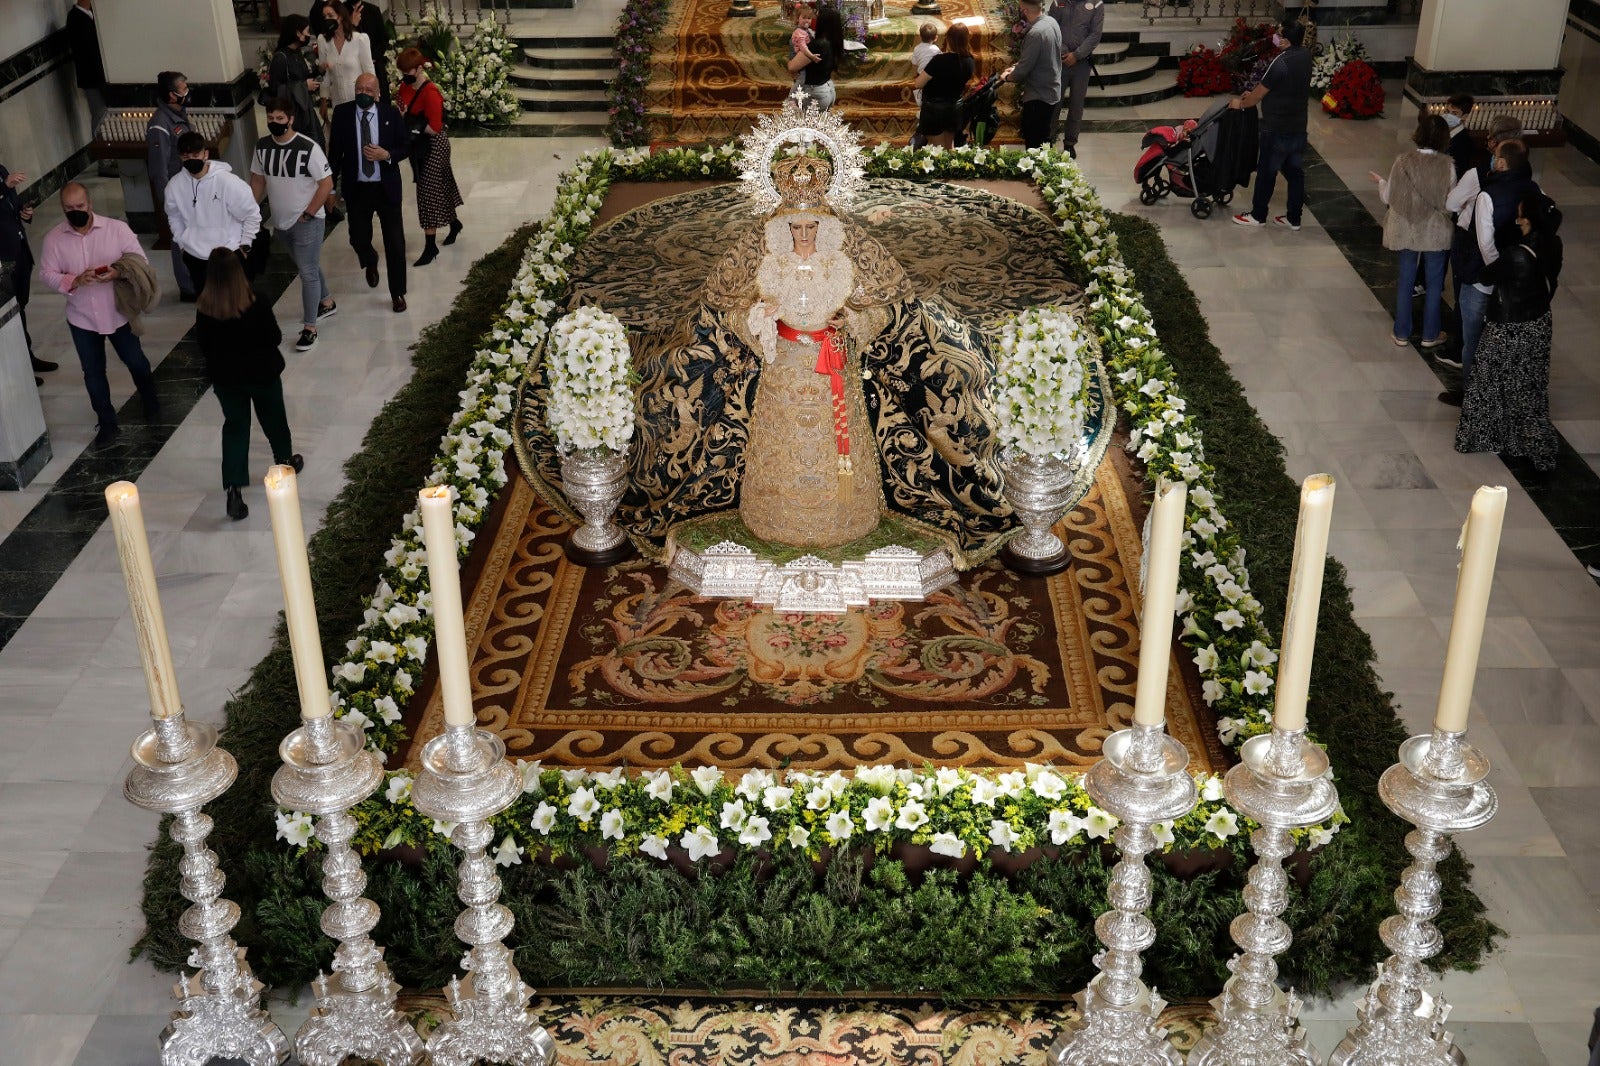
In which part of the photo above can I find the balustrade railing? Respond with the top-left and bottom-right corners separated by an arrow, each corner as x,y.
388,0 -> 512,31
1138,0 -> 1424,24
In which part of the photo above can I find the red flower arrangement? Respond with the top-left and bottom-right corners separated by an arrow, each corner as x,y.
1322,59 -> 1385,119
1220,18 -> 1281,93
1177,46 -> 1232,97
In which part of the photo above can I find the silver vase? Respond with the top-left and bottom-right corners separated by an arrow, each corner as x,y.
1002,446 -> 1081,575
559,445 -> 631,565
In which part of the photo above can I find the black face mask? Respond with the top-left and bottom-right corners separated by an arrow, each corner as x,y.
182,158 -> 205,174
65,209 -> 90,228
401,74 -> 417,85
267,120 -> 291,137
171,91 -> 189,107
354,92 -> 376,109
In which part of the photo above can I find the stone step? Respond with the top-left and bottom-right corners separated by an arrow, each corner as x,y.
1084,68 -> 1182,108
511,111 -> 611,136
511,63 -> 616,91
510,32 -> 616,50
514,84 -> 612,112
521,45 -> 617,69
1088,53 -> 1163,86
1091,39 -> 1131,62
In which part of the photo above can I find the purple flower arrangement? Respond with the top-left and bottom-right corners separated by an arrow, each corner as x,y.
608,0 -> 671,146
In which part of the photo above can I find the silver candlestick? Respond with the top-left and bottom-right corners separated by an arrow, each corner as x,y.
1188,728 -> 1339,1066
410,723 -> 555,1066
124,712 -> 289,1066
1049,721 -> 1197,1066
271,714 -> 425,1066
1329,728 -> 1496,1066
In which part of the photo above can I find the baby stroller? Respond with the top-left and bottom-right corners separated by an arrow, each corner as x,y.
1134,98 -> 1235,219
956,74 -> 1004,148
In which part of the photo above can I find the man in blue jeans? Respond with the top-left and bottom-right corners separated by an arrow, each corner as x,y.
1230,19 -> 1313,230
249,97 -> 337,351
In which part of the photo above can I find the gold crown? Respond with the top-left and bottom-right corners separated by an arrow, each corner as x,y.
771,154 -> 835,216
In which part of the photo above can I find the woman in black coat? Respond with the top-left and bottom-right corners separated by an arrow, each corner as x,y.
270,16 -> 325,145
1455,192 -> 1564,470
195,249 -> 302,520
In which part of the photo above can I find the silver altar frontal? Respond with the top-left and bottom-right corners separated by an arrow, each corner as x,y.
667,541 -> 957,613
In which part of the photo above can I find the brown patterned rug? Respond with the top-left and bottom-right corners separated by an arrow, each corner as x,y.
400,445 -> 1223,772
403,993 -> 1219,1064
646,0 -> 1014,144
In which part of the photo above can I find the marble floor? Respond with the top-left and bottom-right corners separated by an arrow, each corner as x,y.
0,91 -> 1596,1064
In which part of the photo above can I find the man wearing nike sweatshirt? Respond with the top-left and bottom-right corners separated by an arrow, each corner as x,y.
164,130 -> 261,297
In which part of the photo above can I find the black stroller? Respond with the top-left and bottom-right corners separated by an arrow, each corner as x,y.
1134,98 -> 1254,219
956,74 -> 1004,148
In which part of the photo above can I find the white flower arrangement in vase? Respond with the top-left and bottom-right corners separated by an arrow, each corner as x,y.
546,305 -> 636,455
993,304 -> 1093,459
1311,31 -> 1371,92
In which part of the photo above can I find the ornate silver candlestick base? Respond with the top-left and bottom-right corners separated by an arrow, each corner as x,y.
124,713 -> 289,1066
559,445 -> 633,566
1049,722 -> 1197,1066
1188,729 -> 1339,1066
272,715 -> 425,1066
411,724 -> 555,1066
1329,728 -> 1497,1066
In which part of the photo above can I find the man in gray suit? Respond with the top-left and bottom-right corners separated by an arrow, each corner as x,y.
1052,0 -> 1103,157
1000,0 -> 1061,149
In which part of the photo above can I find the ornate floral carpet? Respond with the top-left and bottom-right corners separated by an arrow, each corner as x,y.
403,994 -> 1218,1063
646,0 -> 1013,143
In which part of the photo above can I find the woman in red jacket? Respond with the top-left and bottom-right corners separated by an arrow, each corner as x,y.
394,47 -> 464,267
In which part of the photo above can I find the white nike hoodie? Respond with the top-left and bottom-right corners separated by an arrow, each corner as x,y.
164,160 -> 262,261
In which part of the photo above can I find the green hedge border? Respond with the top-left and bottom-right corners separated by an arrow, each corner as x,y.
135,202 -> 1494,1002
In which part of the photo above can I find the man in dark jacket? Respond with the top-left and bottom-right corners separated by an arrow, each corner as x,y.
0,163 -> 56,382
1051,0 -> 1103,158
1230,18 -> 1313,230
67,0 -> 115,177
146,70 -> 196,300
328,72 -> 411,312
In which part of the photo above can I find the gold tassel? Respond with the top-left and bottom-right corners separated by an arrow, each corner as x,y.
838,454 -> 854,502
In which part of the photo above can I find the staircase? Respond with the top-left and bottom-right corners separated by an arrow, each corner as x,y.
1085,31 -> 1182,108
510,33 -> 615,135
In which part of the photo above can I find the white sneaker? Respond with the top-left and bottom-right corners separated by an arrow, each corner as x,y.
1232,212 -> 1265,227
1587,564 -> 1600,580
1272,215 -> 1300,231
1434,353 -> 1463,370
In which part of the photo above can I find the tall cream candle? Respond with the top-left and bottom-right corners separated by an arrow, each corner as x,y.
263,465 -> 331,719
104,481 -> 182,719
1272,474 -> 1336,733
418,486 -> 475,729
1133,477 -> 1189,727
1434,486 -> 1508,733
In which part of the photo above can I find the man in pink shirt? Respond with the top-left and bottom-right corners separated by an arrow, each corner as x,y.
39,182 -> 160,448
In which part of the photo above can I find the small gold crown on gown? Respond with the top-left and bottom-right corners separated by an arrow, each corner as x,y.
771,156 -> 834,215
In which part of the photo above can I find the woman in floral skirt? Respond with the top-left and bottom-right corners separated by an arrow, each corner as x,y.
1454,192 -> 1563,470
395,47 -> 464,267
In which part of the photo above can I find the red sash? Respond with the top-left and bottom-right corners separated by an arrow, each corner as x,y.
776,320 -> 852,471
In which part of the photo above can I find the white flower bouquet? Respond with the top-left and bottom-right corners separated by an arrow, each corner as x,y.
546,305 -> 636,454
992,304 -> 1093,458
1311,31 -> 1371,92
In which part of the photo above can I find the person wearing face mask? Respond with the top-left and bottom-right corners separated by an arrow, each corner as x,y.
269,16 -> 324,147
146,70 -> 197,300
349,0 -> 391,101
395,48 -> 463,267
164,131 -> 261,298
315,1 -> 375,112
38,183 -> 160,448
1441,93 -> 1480,180
251,98 -> 337,351
1454,192 -> 1562,470
328,72 -> 410,312
1229,18 -> 1313,230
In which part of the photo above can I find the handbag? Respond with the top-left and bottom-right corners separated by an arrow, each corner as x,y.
404,87 -> 435,179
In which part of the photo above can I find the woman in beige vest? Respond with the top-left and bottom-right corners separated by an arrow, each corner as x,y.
1369,113 -> 1455,349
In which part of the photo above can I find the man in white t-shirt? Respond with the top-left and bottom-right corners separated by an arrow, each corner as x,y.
250,96 -> 336,351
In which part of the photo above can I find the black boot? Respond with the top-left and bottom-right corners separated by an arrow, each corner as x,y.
226,486 -> 249,521
443,218 -> 463,246
414,235 -> 439,267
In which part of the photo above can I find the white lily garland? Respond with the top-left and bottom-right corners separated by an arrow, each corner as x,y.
277,142 -> 1346,858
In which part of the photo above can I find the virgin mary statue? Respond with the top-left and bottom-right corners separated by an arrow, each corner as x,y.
521,102 -> 1020,569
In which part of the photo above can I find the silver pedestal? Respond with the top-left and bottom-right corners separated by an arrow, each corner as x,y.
559,445 -> 631,565
124,713 -> 289,1066
1329,728 -> 1497,1066
410,724 -> 555,1066
1001,447 -> 1082,576
271,715 -> 425,1066
1049,722 -> 1198,1066
1188,729 -> 1339,1066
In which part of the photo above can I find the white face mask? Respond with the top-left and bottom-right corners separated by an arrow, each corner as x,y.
1272,33 -> 1286,48
1442,112 -> 1462,129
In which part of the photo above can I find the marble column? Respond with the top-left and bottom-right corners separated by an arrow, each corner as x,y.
0,283 -> 51,491
1404,0 -> 1567,130
92,0 -> 258,233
